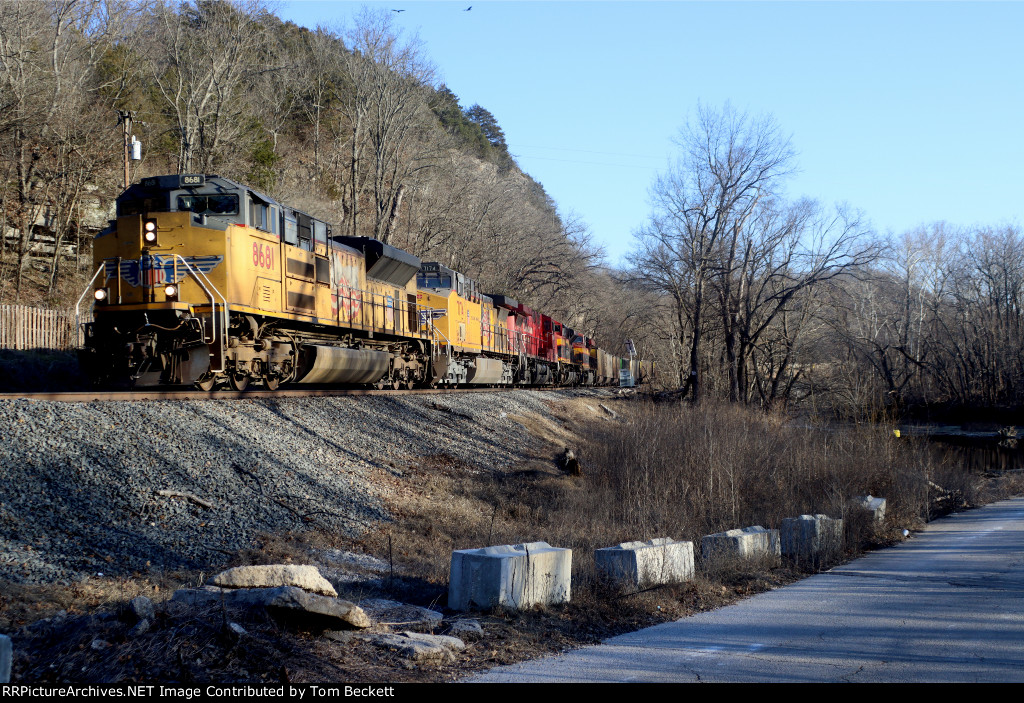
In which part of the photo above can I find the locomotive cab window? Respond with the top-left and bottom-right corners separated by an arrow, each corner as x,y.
417,273 -> 452,290
177,194 -> 239,215
283,212 -> 298,246
249,195 -> 271,231
119,195 -> 168,216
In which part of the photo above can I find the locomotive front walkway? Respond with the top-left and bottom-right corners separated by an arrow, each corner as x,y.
469,497 -> 1024,683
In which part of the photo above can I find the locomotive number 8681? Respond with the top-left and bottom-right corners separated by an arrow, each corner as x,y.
78,174 -> 646,390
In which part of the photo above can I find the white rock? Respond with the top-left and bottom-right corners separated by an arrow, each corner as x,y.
447,619 -> 484,639
211,565 -> 337,597
364,631 -> 466,662
358,598 -> 442,627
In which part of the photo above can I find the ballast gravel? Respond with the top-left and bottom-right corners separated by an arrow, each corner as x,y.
0,389 -> 607,585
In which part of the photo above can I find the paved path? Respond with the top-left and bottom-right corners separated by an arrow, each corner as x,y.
470,498 -> 1024,682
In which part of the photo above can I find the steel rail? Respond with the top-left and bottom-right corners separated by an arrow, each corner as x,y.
0,385 -> 587,403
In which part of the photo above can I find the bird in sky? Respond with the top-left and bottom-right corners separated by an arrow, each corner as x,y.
464,6 -> 472,10
392,8 -> 405,12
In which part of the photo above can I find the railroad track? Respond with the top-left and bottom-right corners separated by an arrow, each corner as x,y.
0,385 -> 582,402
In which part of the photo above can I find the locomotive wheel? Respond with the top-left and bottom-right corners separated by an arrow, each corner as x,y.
195,373 -> 216,392
229,373 -> 249,391
263,374 -> 281,391
374,377 -> 398,390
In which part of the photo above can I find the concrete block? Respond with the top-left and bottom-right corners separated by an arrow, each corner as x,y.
449,541 -> 571,612
781,514 -> 844,566
595,538 -> 694,588
855,495 -> 887,522
701,526 -> 780,562
1,633 -> 10,683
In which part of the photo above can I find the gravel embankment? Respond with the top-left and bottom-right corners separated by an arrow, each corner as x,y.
0,389 -> 606,585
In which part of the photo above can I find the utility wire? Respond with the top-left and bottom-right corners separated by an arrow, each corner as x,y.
511,153 -> 661,171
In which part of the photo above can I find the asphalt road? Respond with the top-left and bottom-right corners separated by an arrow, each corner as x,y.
470,497 -> 1024,683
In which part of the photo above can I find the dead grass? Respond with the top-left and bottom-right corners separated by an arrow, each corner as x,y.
5,393 -> 1019,684
0,575 -> 181,631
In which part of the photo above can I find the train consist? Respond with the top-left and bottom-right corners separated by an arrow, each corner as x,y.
78,174 -> 650,390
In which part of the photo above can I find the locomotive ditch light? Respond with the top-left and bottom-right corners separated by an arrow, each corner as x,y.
164,284 -> 178,300
94,288 -> 108,303
143,218 -> 158,244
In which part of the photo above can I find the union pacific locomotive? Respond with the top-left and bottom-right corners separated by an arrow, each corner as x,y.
78,174 -> 647,390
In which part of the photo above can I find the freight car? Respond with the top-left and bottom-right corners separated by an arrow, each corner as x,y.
76,174 -> 643,390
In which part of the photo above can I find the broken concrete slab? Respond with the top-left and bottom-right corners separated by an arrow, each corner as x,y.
263,587 -> 370,630
211,564 -> 337,596
172,585 -> 268,607
701,526 -> 781,562
171,585 -> 370,629
595,538 -> 695,588
1,633 -> 10,684
363,631 -> 466,662
781,514 -> 844,567
358,599 -> 442,629
449,541 -> 572,612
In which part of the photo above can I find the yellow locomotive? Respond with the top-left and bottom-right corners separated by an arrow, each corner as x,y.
79,174 -> 648,390
80,174 -> 430,389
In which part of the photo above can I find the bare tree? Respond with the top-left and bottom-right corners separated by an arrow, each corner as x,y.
297,25 -> 346,181
146,0 -> 269,174
630,103 -> 795,400
0,0 -> 130,300
331,8 -> 435,243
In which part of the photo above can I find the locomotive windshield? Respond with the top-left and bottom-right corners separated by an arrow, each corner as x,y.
417,272 -> 452,290
177,194 -> 239,215
117,195 -> 168,216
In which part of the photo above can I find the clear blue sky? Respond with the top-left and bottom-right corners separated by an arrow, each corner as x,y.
276,1 -> 1024,266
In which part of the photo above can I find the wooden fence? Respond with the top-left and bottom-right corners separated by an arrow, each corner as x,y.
0,305 -> 92,350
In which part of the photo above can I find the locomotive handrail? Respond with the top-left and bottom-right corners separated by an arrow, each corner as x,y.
171,254 -> 229,373
424,309 -> 451,360
74,262 -> 108,344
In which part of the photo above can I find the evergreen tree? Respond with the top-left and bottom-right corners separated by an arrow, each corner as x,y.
465,104 -> 507,151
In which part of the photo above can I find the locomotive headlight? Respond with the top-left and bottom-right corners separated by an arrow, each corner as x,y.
164,284 -> 178,299
94,288 -> 108,302
143,219 -> 158,244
